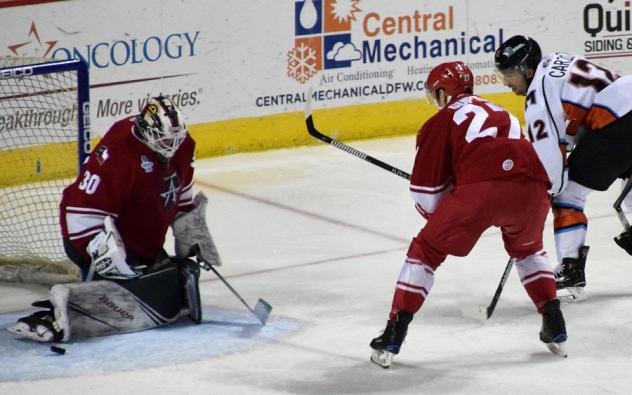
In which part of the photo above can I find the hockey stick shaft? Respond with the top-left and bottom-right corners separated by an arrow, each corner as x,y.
613,177 -> 632,230
486,258 -> 514,319
207,265 -> 271,325
304,89 -> 411,181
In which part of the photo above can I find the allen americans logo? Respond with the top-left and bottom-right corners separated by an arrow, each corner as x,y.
288,0 -> 362,83
160,172 -> 181,208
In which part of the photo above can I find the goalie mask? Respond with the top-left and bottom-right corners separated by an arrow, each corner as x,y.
136,96 -> 187,159
425,61 -> 473,108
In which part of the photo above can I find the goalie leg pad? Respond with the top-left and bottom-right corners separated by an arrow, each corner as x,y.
48,263 -> 184,340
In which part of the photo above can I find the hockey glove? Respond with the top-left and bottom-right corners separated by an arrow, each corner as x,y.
87,216 -> 141,280
172,191 -> 222,268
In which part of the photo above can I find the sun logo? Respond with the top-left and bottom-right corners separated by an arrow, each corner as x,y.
288,0 -> 363,83
330,0 -> 361,24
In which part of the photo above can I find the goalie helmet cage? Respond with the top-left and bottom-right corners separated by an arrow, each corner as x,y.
0,57 -> 90,285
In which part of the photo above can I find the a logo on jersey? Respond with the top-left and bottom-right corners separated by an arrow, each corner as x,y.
140,155 -> 154,173
502,159 -> 514,171
95,146 -> 109,165
160,172 -> 180,208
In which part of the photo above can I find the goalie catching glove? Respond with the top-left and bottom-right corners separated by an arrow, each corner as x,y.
87,216 -> 142,280
172,191 -> 222,268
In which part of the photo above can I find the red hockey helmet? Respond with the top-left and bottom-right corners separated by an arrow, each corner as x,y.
424,61 -> 474,107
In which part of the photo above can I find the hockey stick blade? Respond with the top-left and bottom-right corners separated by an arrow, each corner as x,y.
304,88 -> 411,181
253,298 -> 272,325
486,258 -> 514,319
206,265 -> 271,325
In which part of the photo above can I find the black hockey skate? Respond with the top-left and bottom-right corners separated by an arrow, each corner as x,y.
370,311 -> 413,368
7,310 -> 63,343
539,299 -> 567,358
555,246 -> 589,301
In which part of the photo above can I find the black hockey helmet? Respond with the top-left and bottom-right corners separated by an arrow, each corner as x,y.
494,35 -> 542,73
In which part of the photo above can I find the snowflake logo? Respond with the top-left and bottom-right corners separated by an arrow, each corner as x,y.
330,0 -> 361,24
287,42 -> 319,83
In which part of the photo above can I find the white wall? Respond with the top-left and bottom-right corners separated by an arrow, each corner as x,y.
1,0 -> 630,134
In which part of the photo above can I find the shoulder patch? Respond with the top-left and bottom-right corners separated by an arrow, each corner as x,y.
140,155 -> 154,173
95,146 -> 109,165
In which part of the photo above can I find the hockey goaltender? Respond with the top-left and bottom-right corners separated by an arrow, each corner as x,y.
8,96 -> 222,343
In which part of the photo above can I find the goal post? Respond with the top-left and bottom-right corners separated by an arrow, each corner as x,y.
0,57 -> 90,284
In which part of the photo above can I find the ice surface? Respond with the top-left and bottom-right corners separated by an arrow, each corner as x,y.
1,136 -> 631,394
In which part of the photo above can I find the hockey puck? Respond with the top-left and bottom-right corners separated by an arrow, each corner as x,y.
50,345 -> 66,355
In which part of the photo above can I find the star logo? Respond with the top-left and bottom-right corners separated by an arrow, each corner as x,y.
160,172 -> 181,208
8,22 -> 58,57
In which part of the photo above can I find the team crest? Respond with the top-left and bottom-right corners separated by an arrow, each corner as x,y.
140,155 -> 154,173
160,172 -> 181,208
95,146 -> 109,165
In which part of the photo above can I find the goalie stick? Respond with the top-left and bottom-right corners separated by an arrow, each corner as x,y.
201,261 -> 272,325
304,90 -> 513,319
192,245 -> 271,325
304,89 -> 411,181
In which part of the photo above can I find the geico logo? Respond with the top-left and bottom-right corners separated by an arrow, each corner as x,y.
0,67 -> 34,79
51,31 -> 200,69
82,101 -> 91,155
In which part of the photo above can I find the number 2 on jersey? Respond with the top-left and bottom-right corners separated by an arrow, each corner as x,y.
453,100 -> 521,143
527,119 -> 549,142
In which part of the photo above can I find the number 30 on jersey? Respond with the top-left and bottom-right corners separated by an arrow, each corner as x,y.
78,170 -> 101,194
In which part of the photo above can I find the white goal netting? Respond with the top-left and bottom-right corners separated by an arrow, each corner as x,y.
0,57 -> 89,284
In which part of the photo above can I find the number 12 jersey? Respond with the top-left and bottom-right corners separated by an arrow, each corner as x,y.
524,52 -> 632,195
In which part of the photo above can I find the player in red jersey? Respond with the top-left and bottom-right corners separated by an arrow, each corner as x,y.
59,98 -> 195,277
8,97 -> 221,343
370,62 -> 567,368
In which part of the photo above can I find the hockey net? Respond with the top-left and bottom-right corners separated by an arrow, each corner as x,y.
0,57 -> 90,284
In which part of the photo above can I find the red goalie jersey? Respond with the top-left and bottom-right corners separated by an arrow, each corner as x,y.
411,94 -> 550,219
60,116 -> 195,264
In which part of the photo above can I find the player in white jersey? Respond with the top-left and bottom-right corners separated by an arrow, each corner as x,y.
494,35 -> 632,299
